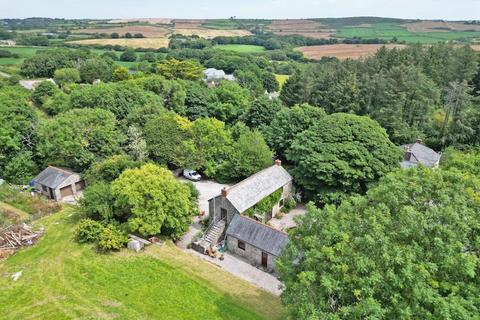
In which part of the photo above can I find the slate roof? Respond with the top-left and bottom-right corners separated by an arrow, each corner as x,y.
226,214 -> 288,256
33,166 -> 77,189
203,68 -> 226,80
400,142 -> 441,168
225,164 -> 293,213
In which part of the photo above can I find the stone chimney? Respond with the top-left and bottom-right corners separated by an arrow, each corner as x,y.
275,159 -> 282,166
221,187 -> 229,197
416,138 -> 423,145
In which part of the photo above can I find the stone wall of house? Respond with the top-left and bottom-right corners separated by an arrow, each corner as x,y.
272,181 -> 294,218
208,196 -> 239,225
226,235 -> 277,273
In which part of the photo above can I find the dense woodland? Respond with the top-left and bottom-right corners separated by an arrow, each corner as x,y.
1,39 -> 480,319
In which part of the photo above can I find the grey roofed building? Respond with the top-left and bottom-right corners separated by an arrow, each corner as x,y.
225,163 -> 293,214
400,140 -> 441,169
34,166 -> 76,189
203,68 -> 236,83
226,214 -> 289,256
33,166 -> 85,201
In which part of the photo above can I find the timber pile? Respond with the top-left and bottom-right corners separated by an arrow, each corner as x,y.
0,223 -> 44,251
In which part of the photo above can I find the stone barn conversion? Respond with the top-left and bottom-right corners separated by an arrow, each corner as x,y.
194,160 -> 293,273
33,166 -> 85,201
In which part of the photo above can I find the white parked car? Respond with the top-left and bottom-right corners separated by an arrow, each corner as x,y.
183,169 -> 201,181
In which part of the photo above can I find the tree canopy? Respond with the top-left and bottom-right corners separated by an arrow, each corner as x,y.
287,113 -> 401,204
278,167 -> 480,319
111,163 -> 197,238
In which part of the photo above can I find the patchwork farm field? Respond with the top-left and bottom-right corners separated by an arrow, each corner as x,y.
214,44 -> 266,53
297,44 -> 406,60
72,25 -> 171,38
267,19 -> 333,39
336,23 -> 480,43
0,210 -> 284,320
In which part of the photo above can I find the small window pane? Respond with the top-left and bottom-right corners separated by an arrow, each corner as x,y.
238,240 -> 245,250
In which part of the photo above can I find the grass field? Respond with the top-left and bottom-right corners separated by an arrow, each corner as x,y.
337,23 -> 480,43
0,209 -> 284,319
214,44 -> 266,53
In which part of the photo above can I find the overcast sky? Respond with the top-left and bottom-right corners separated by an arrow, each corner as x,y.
0,0 -> 478,20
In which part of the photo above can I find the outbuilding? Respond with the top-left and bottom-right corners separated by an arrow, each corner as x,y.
33,166 -> 85,201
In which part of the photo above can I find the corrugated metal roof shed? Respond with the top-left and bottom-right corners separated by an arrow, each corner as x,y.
226,165 -> 292,213
33,166 -> 76,189
226,214 -> 289,256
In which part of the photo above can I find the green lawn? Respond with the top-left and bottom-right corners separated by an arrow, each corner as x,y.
214,44 -> 266,53
0,209 -> 284,319
336,23 -> 480,44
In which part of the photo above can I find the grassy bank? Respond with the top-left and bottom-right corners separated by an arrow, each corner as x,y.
0,209 -> 284,319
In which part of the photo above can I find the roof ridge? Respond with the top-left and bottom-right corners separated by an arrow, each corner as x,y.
227,165 -> 287,194
237,214 -> 288,236
47,166 -> 74,175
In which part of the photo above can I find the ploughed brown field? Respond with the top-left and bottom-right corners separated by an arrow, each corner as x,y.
72,25 -> 170,38
173,19 -> 206,29
108,18 -> 173,24
403,21 -> 480,32
267,19 -> 333,39
298,44 -> 407,60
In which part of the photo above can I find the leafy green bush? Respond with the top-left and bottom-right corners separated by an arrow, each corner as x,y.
97,225 -> 128,251
75,218 -> 103,243
185,181 -> 200,202
281,196 -> 297,213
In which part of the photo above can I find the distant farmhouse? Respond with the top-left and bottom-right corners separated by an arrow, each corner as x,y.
401,139 -> 441,169
194,160 -> 292,273
33,166 -> 85,201
203,68 -> 236,87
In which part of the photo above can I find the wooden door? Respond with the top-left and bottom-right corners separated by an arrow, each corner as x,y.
261,252 -> 268,268
60,185 -> 73,198
220,208 -> 227,220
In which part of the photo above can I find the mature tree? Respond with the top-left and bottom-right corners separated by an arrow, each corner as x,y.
112,66 -> 131,82
287,113 -> 401,204
0,87 -> 37,180
127,126 -> 148,161
84,154 -> 139,184
111,164 -> 197,238
53,68 -> 81,87
241,97 -> 283,131
31,80 -> 59,106
120,49 -> 137,62
265,104 -> 326,157
210,81 -> 250,123
438,80 -> 474,147
132,75 -> 186,115
140,52 -> 157,63
191,118 -> 233,178
441,147 -> 480,175
156,58 -> 203,81
69,82 -> 161,120
2,151 -> 37,184
36,108 -> 123,171
102,51 -> 118,61
42,91 -> 71,115
79,57 -> 114,83
21,49 -> 91,78
143,112 -> 199,168
79,182 -> 115,223
280,73 -> 311,107
184,80 -> 213,120
278,168 -> 480,319
217,129 -> 273,182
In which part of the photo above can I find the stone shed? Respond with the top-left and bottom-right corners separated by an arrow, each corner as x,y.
33,166 -> 85,201
226,214 -> 289,273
